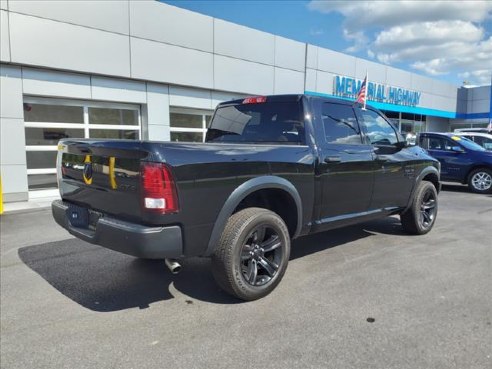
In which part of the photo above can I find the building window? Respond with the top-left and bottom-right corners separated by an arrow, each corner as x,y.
169,108 -> 213,143
24,97 -> 141,192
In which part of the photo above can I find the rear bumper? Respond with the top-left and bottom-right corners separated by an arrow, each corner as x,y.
52,200 -> 183,258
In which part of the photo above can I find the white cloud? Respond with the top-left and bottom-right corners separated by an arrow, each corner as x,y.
308,0 -> 492,85
373,21 -> 484,51
343,29 -> 368,52
309,27 -> 324,36
308,1 -> 492,31
459,70 -> 492,86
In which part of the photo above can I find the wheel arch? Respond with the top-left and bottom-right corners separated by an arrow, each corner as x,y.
404,166 -> 440,212
204,176 -> 302,256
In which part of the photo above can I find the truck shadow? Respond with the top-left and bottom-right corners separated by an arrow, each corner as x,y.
18,217 -> 404,311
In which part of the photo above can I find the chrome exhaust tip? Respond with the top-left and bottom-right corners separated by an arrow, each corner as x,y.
165,258 -> 182,274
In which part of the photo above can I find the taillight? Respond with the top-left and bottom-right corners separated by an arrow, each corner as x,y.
141,162 -> 179,214
242,96 -> 267,104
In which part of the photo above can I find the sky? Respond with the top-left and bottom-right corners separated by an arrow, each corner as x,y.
163,0 -> 492,87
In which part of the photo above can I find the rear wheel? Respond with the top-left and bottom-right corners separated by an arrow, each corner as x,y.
468,168 -> 492,194
212,207 -> 290,301
401,181 -> 438,235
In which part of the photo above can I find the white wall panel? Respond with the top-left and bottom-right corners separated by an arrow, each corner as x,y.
130,1 -> 213,52
22,68 -> 91,99
91,76 -> 146,103
0,65 -> 23,118
432,95 -> 456,112
416,92 -> 433,108
211,91 -> 244,107
214,55 -> 274,95
386,66 -> 412,88
471,99 -> 490,112
274,68 -> 304,94
306,45 -> 318,69
0,118 -> 25,165
304,68 -> 316,92
274,36 -> 305,72
0,0 -> 7,10
131,38 -> 213,89
316,71 -> 336,95
146,83 -> 170,125
355,58 -> 386,83
214,19 -> 274,65
411,74 -> 435,94
432,79 -> 457,98
169,86 -> 212,110
0,164 -> 28,195
0,10 -> 10,62
9,0 -> 129,34
317,48 -> 356,77
427,117 -> 449,132
470,86 -> 490,101
148,124 -> 170,142
9,13 -> 131,77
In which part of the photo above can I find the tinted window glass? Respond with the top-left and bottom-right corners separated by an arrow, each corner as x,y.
24,103 -> 83,123
28,174 -> 57,190
25,127 -> 85,145
88,108 -> 138,125
426,137 -> 451,150
26,151 -> 57,169
171,131 -> 203,142
322,103 -> 362,145
454,136 -> 486,151
170,113 -> 203,129
359,109 -> 398,145
89,129 -> 139,139
206,101 -> 304,144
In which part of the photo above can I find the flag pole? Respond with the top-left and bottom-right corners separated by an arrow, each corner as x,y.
363,70 -> 368,110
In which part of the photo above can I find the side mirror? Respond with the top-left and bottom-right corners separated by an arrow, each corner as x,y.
395,141 -> 408,149
451,146 -> 464,153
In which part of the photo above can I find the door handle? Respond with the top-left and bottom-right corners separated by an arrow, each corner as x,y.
324,156 -> 341,163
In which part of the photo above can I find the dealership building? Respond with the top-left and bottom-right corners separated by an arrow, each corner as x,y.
0,0 -> 491,203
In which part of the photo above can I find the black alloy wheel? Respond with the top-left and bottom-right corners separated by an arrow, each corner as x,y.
240,224 -> 283,287
401,181 -> 438,235
419,188 -> 437,231
212,207 -> 291,301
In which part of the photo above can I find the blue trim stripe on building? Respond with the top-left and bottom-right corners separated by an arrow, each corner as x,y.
305,91 -> 490,120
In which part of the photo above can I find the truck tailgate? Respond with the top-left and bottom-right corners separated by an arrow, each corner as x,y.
58,139 -> 149,222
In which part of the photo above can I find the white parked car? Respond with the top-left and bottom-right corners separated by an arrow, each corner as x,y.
453,132 -> 492,150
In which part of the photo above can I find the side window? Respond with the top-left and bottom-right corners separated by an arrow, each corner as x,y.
482,137 -> 492,150
321,103 -> 362,145
428,137 -> 454,151
418,136 -> 430,149
472,136 -> 483,145
358,109 -> 398,145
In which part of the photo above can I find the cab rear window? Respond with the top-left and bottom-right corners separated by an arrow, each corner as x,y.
206,101 -> 305,145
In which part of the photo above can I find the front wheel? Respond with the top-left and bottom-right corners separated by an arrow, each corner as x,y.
400,181 -> 438,235
468,168 -> 492,194
212,207 -> 291,301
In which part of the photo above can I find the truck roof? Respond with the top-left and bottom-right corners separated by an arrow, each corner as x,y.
217,94 -> 361,107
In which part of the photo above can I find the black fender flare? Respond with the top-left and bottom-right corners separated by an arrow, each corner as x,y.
204,176 -> 303,256
404,165 -> 440,211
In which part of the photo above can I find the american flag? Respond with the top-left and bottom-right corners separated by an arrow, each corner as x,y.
356,73 -> 367,109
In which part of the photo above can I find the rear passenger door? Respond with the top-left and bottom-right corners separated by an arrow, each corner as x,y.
315,102 -> 375,226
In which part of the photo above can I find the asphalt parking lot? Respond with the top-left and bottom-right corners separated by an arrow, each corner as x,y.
1,184 -> 491,369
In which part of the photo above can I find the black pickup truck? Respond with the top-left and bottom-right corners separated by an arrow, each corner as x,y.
52,94 -> 440,300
